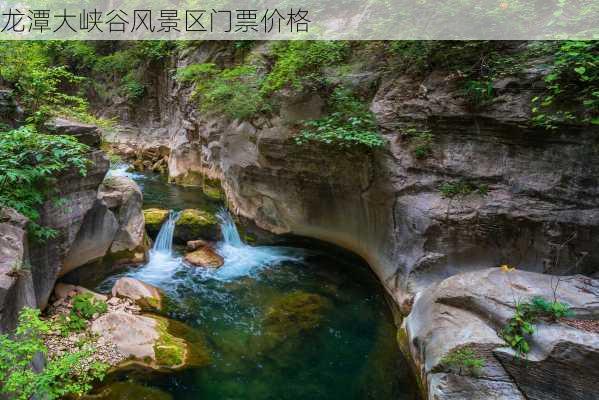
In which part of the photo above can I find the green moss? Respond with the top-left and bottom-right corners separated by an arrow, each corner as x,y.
84,381 -> 173,400
143,208 -> 169,235
153,318 -> 186,367
263,291 -> 331,341
175,209 -> 219,241
150,316 -> 211,369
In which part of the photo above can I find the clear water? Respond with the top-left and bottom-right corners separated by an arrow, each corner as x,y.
90,163 -> 418,400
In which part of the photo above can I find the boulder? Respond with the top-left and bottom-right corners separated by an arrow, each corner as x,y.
44,117 -> 102,147
401,268 -> 599,400
143,208 -> 169,236
91,312 -> 210,371
175,209 -> 219,242
100,176 -> 149,263
184,247 -> 224,268
186,239 -> 209,252
111,277 -> 163,312
63,176 -> 149,274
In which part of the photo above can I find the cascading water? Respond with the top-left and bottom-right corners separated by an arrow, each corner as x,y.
213,209 -> 303,280
153,210 -> 181,254
130,210 -> 182,284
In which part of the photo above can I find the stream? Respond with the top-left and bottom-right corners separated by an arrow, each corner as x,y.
85,165 -> 417,400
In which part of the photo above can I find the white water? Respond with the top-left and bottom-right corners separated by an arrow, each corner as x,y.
128,208 -> 303,286
213,210 -> 303,280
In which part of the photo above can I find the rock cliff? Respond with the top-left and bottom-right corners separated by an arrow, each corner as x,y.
0,119 -> 147,330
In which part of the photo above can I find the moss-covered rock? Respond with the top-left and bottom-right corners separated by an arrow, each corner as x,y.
143,208 -> 169,236
92,312 -> 211,373
263,291 -> 331,341
83,381 -> 173,400
174,209 -> 219,242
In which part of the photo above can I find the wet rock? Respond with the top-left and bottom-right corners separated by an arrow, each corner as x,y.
91,312 -> 210,371
263,291 -> 331,341
143,208 -> 169,236
186,239 -> 209,252
111,277 -> 163,312
175,209 -> 219,242
184,247 -> 224,268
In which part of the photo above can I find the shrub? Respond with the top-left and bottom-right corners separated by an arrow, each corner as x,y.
0,126 -> 90,240
463,79 -> 495,108
500,295 -> 573,358
529,296 -> 573,321
296,87 -> 383,149
262,41 -> 350,94
0,308 -> 108,400
71,293 -> 108,320
440,346 -> 486,376
532,41 -> 599,129
402,128 -> 434,158
177,64 -> 270,120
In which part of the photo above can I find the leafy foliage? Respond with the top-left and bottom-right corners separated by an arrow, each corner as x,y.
501,296 -> 573,357
529,296 -> 573,321
177,64 -> 270,120
0,41 -> 105,126
0,308 -> 108,400
57,293 -> 108,336
440,346 -> 485,376
262,41 -> 350,94
296,88 -> 383,149
532,41 -> 599,129
402,128 -> 434,159
0,126 -> 90,240
71,293 -> 108,320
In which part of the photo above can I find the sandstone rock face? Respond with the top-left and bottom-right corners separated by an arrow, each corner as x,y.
28,149 -> 109,310
45,117 -> 102,147
111,277 -> 163,312
184,247 -> 224,268
63,175 -> 149,275
0,208 -> 35,332
401,268 -> 599,400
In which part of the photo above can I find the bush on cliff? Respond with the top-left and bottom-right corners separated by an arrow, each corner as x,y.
0,126 -> 90,240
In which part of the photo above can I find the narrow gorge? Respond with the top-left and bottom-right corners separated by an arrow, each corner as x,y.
1,40 -> 598,400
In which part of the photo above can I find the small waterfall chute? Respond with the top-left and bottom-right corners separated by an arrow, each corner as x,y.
217,208 -> 243,247
213,209 -> 303,280
153,210 -> 181,254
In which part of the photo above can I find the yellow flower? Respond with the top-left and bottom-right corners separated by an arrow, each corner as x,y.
500,264 -> 515,273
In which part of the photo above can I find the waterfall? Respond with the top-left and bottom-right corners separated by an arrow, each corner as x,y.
153,210 -> 181,254
217,208 -> 243,247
